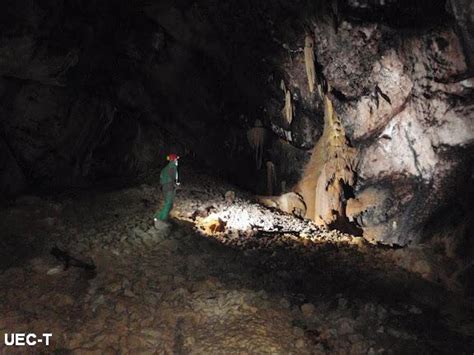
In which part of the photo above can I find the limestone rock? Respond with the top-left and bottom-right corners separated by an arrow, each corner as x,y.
257,192 -> 306,218
301,303 -> 315,318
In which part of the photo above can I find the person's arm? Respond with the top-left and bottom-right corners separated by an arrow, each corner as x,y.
168,165 -> 178,185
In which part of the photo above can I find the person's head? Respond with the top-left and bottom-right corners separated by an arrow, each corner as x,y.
167,153 -> 179,165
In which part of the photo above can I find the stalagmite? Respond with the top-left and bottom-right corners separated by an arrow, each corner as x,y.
304,35 -> 316,93
296,94 -> 356,226
266,161 -> 276,196
246,119 -> 266,169
224,190 -> 235,204
314,96 -> 356,225
320,97 -> 356,225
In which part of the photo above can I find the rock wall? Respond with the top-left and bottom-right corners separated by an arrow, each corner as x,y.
0,0 -> 251,195
448,0 -> 474,70
0,0 -> 165,194
256,1 -> 474,291
314,22 -> 474,247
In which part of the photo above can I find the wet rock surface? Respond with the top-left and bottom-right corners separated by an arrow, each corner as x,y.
0,172 -> 473,354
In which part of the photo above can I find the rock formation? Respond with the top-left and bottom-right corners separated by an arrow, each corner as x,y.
304,35 -> 316,94
257,192 -> 307,218
296,94 -> 356,226
266,161 -> 277,196
247,120 -> 267,170
281,81 -> 294,126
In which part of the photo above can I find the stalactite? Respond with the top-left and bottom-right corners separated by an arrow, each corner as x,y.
304,35 -> 316,94
266,161 -> 276,195
283,89 -> 293,125
280,80 -> 293,125
246,119 -> 266,169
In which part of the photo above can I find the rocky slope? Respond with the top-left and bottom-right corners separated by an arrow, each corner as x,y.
0,171 -> 472,354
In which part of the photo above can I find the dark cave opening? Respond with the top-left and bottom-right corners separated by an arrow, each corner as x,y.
0,0 -> 473,353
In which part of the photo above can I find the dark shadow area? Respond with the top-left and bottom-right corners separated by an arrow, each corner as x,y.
171,219 -> 474,353
0,233 -> 43,271
342,0 -> 452,29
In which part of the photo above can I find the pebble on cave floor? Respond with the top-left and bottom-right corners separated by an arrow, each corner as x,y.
0,172 -> 472,354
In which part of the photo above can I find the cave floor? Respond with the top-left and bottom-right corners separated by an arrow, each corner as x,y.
0,172 -> 473,354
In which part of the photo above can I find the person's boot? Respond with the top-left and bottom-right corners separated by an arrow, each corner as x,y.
154,218 -> 171,235
154,218 -> 164,228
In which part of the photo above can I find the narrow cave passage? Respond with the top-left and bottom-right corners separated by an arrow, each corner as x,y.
1,0 -> 473,354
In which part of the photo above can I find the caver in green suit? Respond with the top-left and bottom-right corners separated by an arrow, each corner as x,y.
154,154 -> 179,221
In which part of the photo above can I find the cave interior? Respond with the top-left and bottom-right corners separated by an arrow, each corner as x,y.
0,0 -> 473,353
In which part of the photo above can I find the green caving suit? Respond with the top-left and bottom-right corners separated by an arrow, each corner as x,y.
154,161 -> 178,221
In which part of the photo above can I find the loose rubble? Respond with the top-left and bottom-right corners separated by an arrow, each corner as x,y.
0,171 -> 472,354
